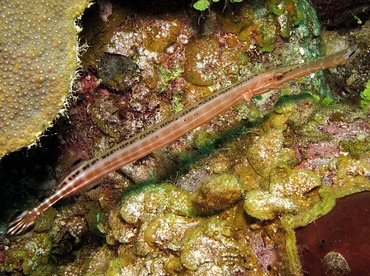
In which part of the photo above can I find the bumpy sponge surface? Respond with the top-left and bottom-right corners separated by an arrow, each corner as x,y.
0,0 -> 91,158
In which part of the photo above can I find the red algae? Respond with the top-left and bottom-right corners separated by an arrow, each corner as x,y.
296,192 -> 370,275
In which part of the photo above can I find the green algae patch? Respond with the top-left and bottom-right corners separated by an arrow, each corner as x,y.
180,206 -> 258,272
107,252 -> 137,276
339,139 -> 370,159
3,233 -> 53,275
244,189 -> 297,220
120,183 -> 195,224
106,206 -> 137,246
216,0 -> 318,52
334,154 -> 370,188
184,36 -> 221,86
84,245 -> 116,276
269,167 -> 321,204
246,129 -> 284,178
194,174 -> 243,214
143,213 -> 200,251
216,7 -> 248,34
233,158 -> 262,191
360,80 -> 370,110
235,3 -> 278,52
244,166 -> 322,221
33,207 -> 57,233
108,182 -> 263,273
133,214 -> 199,257
143,16 -> 182,53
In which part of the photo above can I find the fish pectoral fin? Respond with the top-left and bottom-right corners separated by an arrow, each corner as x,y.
243,91 -> 254,101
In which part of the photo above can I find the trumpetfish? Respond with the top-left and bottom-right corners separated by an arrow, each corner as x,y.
6,47 -> 357,236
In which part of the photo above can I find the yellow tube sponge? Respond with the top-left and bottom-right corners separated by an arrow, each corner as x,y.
0,0 -> 91,158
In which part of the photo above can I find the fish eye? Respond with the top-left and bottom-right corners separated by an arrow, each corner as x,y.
275,73 -> 284,80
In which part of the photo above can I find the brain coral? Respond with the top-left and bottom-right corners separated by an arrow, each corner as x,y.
0,0 -> 91,158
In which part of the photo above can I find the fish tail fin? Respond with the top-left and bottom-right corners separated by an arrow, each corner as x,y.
5,210 -> 38,236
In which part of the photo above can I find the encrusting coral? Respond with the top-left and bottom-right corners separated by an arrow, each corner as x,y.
0,0 -> 92,158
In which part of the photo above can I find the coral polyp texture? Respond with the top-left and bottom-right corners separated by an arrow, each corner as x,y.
0,0 -> 91,158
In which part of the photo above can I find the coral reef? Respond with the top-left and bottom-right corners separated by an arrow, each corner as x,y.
2,232 -> 54,274
0,0 -> 92,158
219,0 -> 321,52
4,96 -> 368,274
321,20 -> 370,103
1,0 -> 369,275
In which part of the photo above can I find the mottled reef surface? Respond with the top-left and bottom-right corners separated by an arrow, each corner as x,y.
1,0 -> 369,275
